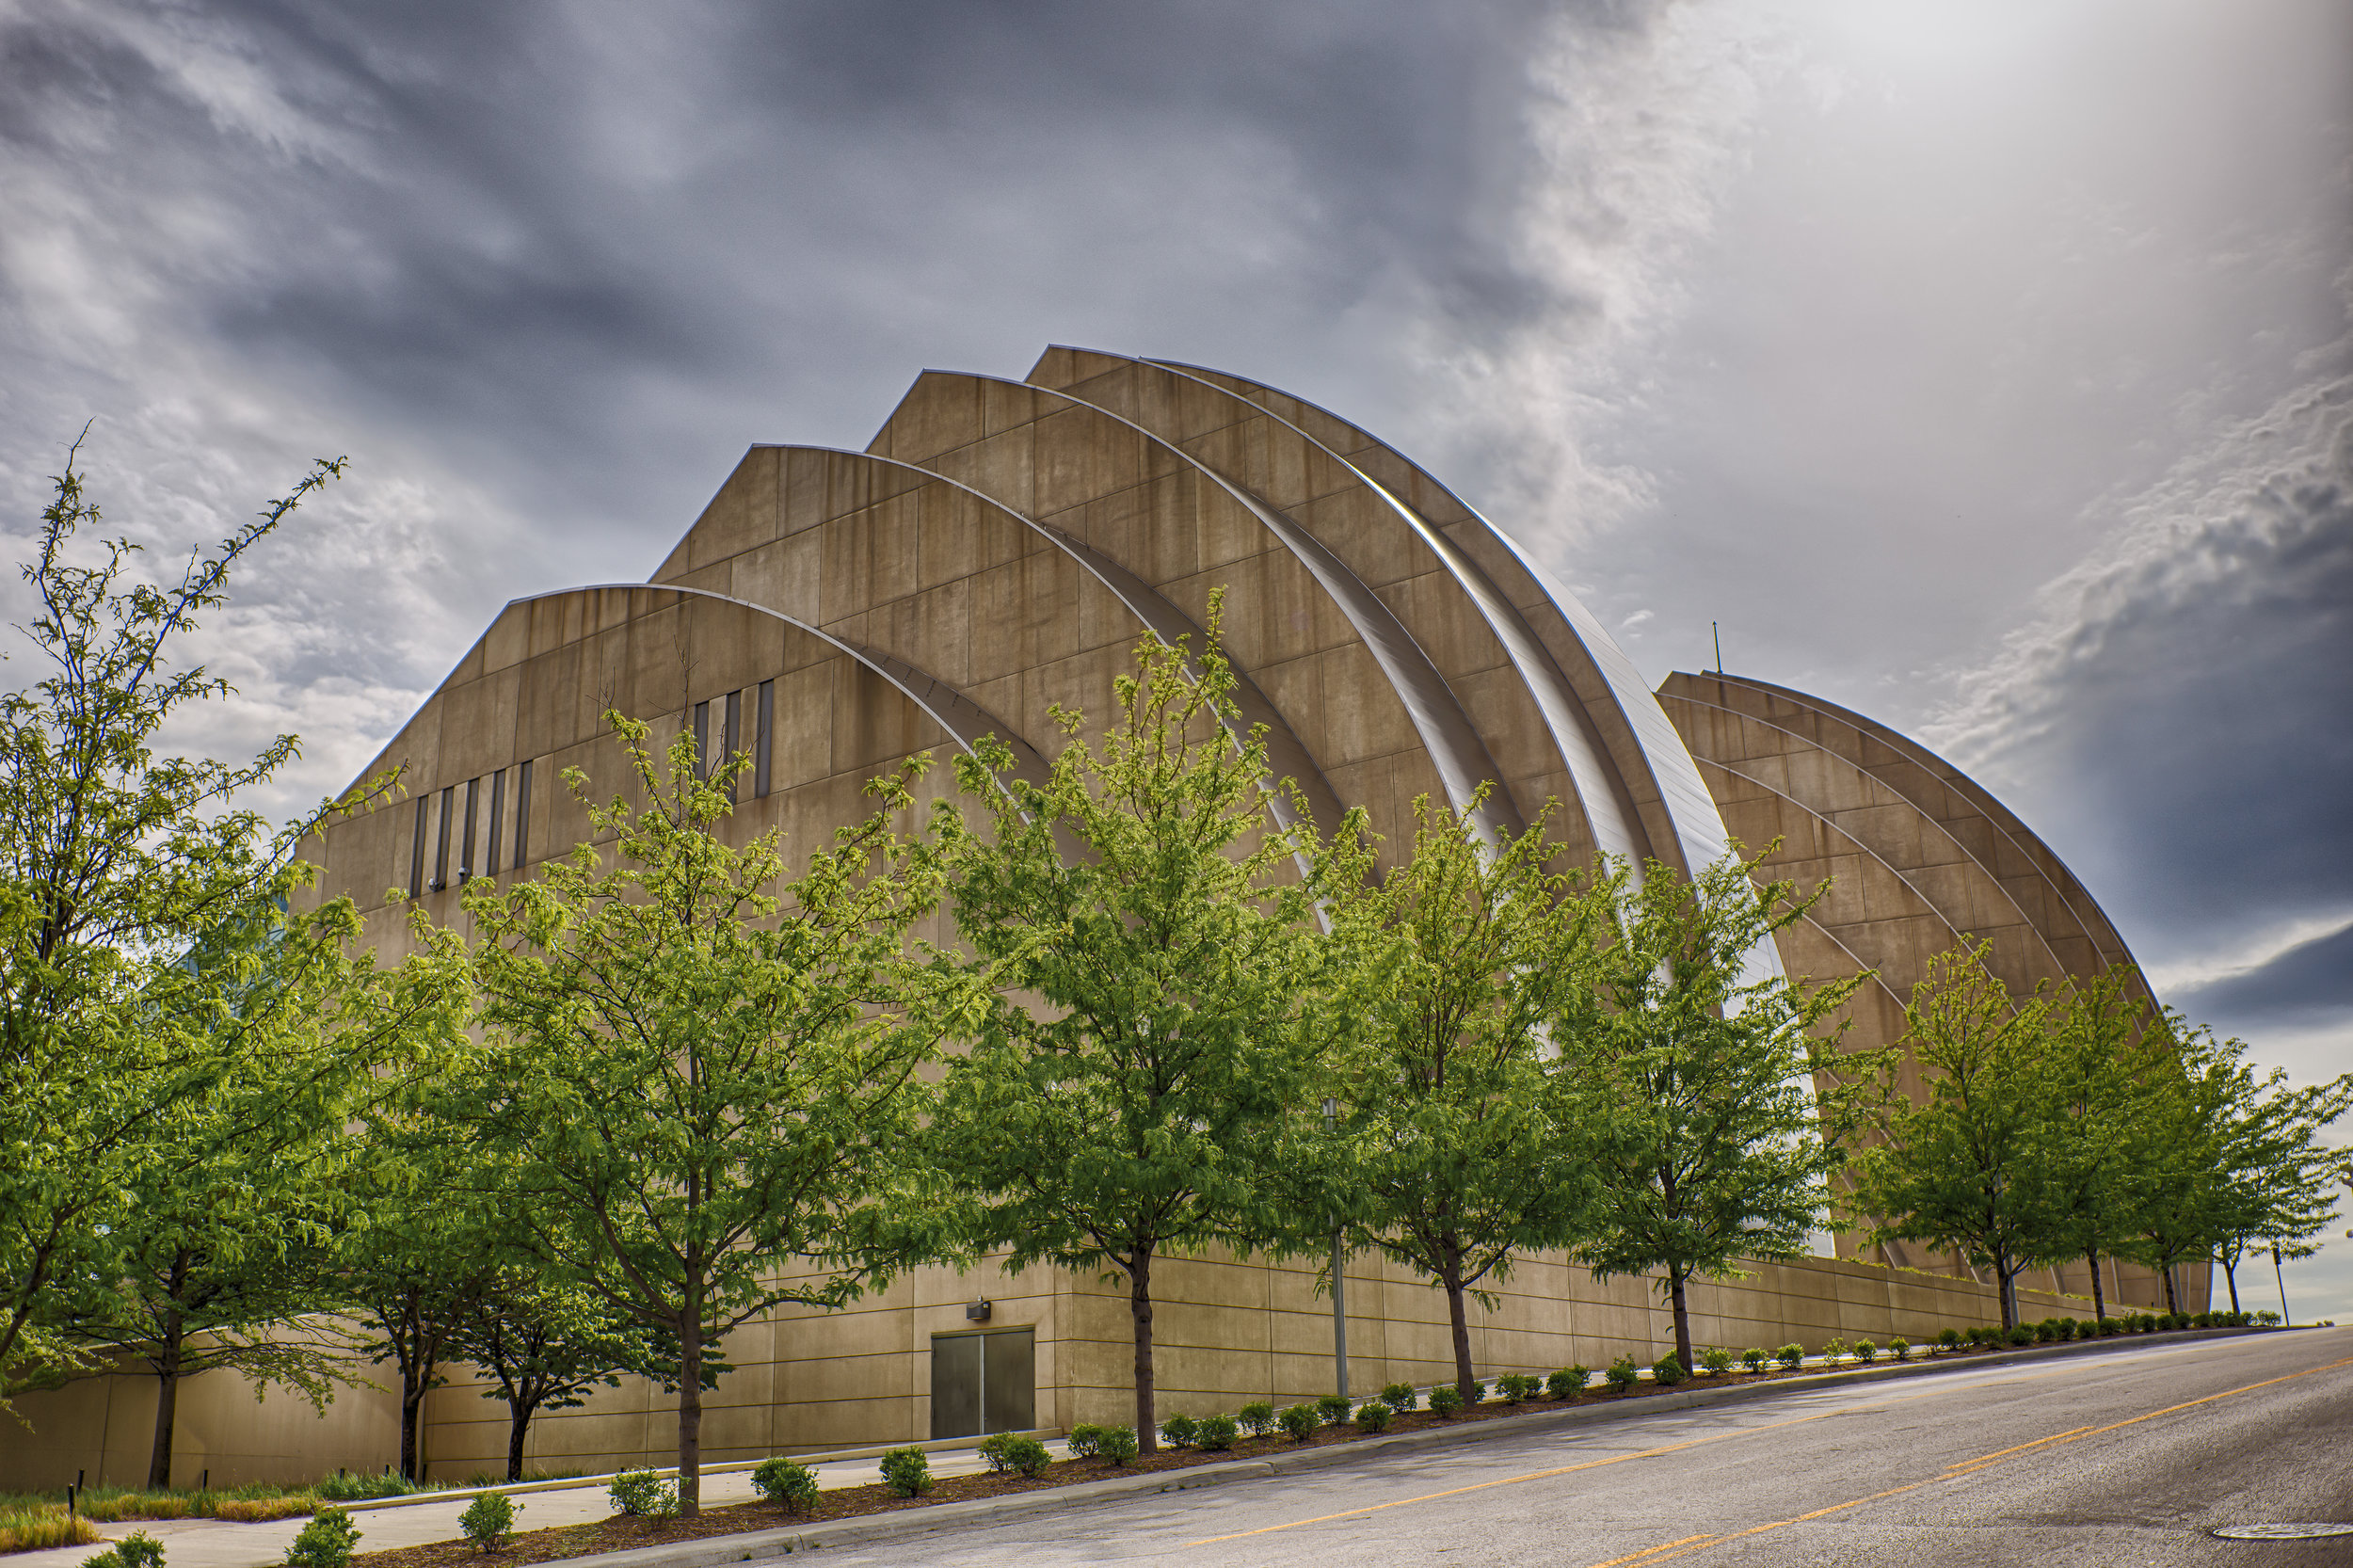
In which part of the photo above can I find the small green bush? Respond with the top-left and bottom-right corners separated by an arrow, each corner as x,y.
1353,1400 -> 1393,1432
1936,1328 -> 1961,1350
979,1432 -> 1051,1477
458,1493 -> 517,1554
1380,1382 -> 1418,1412
1465,1381 -> 1487,1406
1237,1400 -> 1277,1437
750,1457 -> 820,1513
1821,1337 -> 1850,1365
878,1448 -> 932,1497
1318,1393 -> 1353,1426
1497,1373 -> 1538,1404
1740,1347 -> 1769,1372
1278,1403 -> 1321,1442
2254,1310 -> 2281,1325
1651,1353 -> 1686,1387
1097,1425 -> 1140,1464
87,1533 -> 166,1568
1066,1424 -> 1103,1458
1426,1384 -> 1464,1417
1775,1344 -> 1803,1371
1159,1413 -> 1199,1449
1605,1356 -> 1641,1392
284,1510 -> 360,1568
605,1472 -> 676,1520
1889,1337 -> 1911,1361
1548,1366 -> 1588,1397
2032,1319 -> 2056,1343
1699,1347 -> 1736,1376
1195,1415 -> 1238,1453
2005,1325 -> 2034,1347
2097,1317 -> 2120,1336
1853,1340 -> 1878,1365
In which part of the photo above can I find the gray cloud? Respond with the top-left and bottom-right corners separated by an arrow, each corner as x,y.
2172,921 -> 2353,1030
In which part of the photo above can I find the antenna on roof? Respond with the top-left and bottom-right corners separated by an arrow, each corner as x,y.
1712,621 -> 1723,674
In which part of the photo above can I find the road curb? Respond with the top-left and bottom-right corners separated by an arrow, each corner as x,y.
531,1326 -> 2282,1563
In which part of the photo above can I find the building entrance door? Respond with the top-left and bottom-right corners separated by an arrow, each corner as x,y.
930,1327 -> 1034,1439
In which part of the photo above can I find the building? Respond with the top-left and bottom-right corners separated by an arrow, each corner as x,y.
3,349 -> 2189,1487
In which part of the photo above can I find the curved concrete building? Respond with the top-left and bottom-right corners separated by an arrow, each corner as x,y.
11,350 -> 2182,1488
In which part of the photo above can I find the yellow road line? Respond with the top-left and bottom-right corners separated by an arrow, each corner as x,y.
1585,1533 -> 1717,1567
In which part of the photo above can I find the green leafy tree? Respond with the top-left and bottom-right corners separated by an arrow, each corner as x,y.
1849,939 -> 2057,1329
447,713 -> 953,1514
1318,792 -> 1605,1403
2205,1064 -> 2352,1314
1552,852 -> 1872,1367
451,1273 -> 666,1482
927,613 -> 1326,1449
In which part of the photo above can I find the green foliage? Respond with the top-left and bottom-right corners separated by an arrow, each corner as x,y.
1551,851 -> 1875,1368
1740,1348 -> 1768,1372
1318,1393 -> 1353,1425
1237,1401 -> 1277,1437
1497,1373 -> 1539,1403
1158,1414 -> 1199,1449
1278,1404 -> 1321,1441
1937,1329 -> 1961,1350
1465,1380 -> 1487,1405
605,1472 -> 677,1519
1065,1425 -> 1103,1458
978,1433 -> 1051,1476
457,1493 -> 516,1554
2254,1309 -> 2281,1325
1854,1341 -> 1878,1364
448,1274 -> 661,1483
283,1509 -> 360,1568
877,1448 -> 932,1498
1605,1356 -> 1641,1392
312,1473 -> 425,1503
1096,1426 -> 1140,1464
927,611 -> 1328,1448
1353,1400 -> 1393,1432
89,1532 -> 165,1568
1652,1353 -> 1687,1386
1426,1384 -> 1464,1416
1774,1344 -> 1803,1370
1195,1415 -> 1238,1453
1698,1347 -> 1736,1375
1548,1366 -> 1588,1397
749,1458 -> 819,1513
880,1449 -> 932,1496
1890,1338 -> 1911,1361
1821,1337 -> 1849,1365
1380,1382 -> 1418,1412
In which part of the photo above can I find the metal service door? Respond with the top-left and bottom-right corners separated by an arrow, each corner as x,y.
930,1327 -> 1034,1439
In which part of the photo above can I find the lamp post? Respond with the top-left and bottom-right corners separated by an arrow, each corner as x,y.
2272,1244 -> 2292,1327
1324,1096 -> 1348,1400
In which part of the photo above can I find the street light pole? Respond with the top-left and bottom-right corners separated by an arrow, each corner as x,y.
2272,1244 -> 2292,1327
1324,1096 -> 1348,1400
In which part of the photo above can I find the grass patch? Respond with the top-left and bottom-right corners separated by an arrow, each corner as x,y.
0,1506 -> 104,1553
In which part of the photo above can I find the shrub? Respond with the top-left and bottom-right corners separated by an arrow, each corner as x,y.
878,1448 -> 932,1498
750,1457 -> 820,1513
605,1473 -> 676,1520
1651,1353 -> 1687,1387
1936,1328 -> 1961,1351
2255,1310 -> 2281,1326
1740,1347 -> 1769,1373
1318,1393 -> 1354,1426
2,1516 -> 98,1558
82,1532 -> 164,1568
2004,1325 -> 2034,1347
980,1432 -> 1051,1476
1195,1416 -> 1239,1453
1605,1356 -> 1642,1393
1497,1373 -> 1538,1404
1237,1401 -> 1277,1438
1465,1380 -> 1488,1406
1066,1424 -> 1104,1459
1699,1347 -> 1737,1376
2097,1317 -> 2121,1336
1353,1400 -> 1393,1432
1381,1383 -> 1418,1413
1854,1340 -> 1878,1365
1548,1366 -> 1589,1397
458,1493 -> 517,1554
1426,1384 -> 1464,1417
284,1510 -> 360,1568
1278,1404 -> 1321,1442
1775,1344 -> 1804,1371
1159,1414 -> 1199,1449
1820,1337 -> 1850,1366
2049,1319 -> 2074,1342
1097,1425 -> 1140,1464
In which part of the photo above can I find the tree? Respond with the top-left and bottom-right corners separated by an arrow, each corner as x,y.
1849,939 -> 2059,1329
450,1275 -> 663,1483
1555,852 -> 1872,1367
449,713 -> 952,1514
2206,1066 -> 2351,1314
928,614 -> 1326,1449
1318,791 -> 1604,1403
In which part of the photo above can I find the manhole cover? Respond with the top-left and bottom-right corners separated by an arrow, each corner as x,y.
2213,1524 -> 2353,1541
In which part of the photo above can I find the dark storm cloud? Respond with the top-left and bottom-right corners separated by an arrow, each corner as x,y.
2173,922 -> 2353,1029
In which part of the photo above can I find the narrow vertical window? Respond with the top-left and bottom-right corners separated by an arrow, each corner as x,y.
723,689 -> 742,801
513,760 -> 532,869
693,700 -> 710,780
756,680 -> 774,799
433,786 -> 454,891
486,767 -> 505,875
408,795 -> 428,900
459,776 -> 480,885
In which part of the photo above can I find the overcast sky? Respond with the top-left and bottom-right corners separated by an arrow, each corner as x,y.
4,0 -> 2348,1315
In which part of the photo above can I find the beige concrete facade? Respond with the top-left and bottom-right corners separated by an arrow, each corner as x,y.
0,350 -> 2185,1489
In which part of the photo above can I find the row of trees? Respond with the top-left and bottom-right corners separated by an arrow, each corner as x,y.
5,458 -> 2343,1516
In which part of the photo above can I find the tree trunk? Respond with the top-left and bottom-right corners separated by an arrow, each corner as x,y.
1996,1256 -> 2019,1330
2223,1256 -> 2240,1314
506,1397 -> 532,1483
1441,1251 -> 1475,1402
2161,1263 -> 2179,1314
1667,1268 -> 1692,1371
1129,1251 -> 1157,1451
147,1309 -> 183,1491
2086,1248 -> 2105,1323
676,1307 -> 703,1518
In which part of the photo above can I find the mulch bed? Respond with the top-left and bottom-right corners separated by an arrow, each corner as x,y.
352,1358 -> 1987,1568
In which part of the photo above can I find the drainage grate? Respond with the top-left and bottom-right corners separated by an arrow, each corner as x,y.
2213,1524 -> 2353,1541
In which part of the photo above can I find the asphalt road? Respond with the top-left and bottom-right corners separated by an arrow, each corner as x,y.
817,1330 -> 2353,1568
